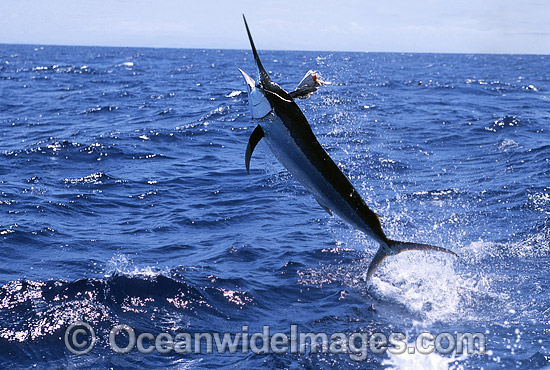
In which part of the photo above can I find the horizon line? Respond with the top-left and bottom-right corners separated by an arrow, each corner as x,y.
1,42 -> 549,57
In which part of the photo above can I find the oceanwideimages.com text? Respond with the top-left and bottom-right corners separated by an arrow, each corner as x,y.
65,322 -> 486,361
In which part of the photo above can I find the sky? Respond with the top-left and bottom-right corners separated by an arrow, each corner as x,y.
2,0 -> 549,54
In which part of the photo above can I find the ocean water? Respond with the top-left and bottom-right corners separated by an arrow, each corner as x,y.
0,44 -> 549,369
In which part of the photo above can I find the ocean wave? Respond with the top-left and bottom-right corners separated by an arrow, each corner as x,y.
0,269 -> 255,344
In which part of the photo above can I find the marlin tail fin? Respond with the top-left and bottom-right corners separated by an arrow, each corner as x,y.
365,240 -> 457,281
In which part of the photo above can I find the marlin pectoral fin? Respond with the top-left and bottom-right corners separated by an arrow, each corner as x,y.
366,240 -> 458,280
245,124 -> 264,174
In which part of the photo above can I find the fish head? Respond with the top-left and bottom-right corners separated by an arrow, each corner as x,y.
239,15 -> 288,119
238,68 -> 272,119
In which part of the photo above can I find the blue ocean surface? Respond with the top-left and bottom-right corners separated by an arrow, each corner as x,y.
0,44 -> 549,369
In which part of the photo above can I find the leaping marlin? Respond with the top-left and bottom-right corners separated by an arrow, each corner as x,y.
238,15 -> 457,280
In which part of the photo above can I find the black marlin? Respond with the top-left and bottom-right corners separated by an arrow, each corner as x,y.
238,15 -> 457,280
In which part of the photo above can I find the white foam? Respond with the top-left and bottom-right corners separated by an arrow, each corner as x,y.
369,252 -> 463,324
226,90 -> 242,98
382,342 -> 468,370
105,254 -> 165,278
